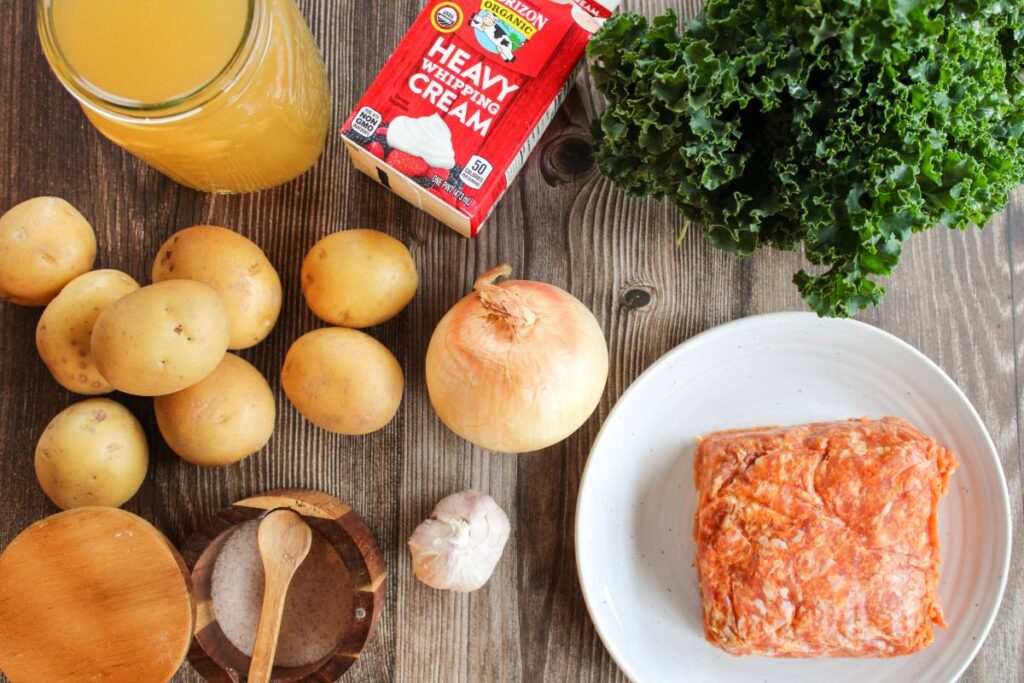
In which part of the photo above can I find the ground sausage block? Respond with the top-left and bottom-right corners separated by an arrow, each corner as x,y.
693,417 -> 957,657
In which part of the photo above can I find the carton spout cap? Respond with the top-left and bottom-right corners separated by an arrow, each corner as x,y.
563,0 -> 621,15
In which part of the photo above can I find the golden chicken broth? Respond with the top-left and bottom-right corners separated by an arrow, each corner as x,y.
51,0 -> 248,104
41,0 -> 329,192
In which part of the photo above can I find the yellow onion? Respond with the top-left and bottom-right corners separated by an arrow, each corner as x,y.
425,265 -> 609,453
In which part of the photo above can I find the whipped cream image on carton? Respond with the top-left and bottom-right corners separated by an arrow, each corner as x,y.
341,0 -> 620,237
388,114 -> 457,169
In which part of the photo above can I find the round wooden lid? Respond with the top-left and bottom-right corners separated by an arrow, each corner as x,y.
0,507 -> 194,683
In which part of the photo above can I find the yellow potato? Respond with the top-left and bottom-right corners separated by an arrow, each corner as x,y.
36,270 -> 140,395
152,225 -> 282,349
155,353 -> 276,467
35,398 -> 148,509
281,327 -> 403,435
301,229 -> 418,328
0,197 -> 97,306
91,280 -> 230,396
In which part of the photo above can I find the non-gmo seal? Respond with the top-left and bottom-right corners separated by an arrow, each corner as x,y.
432,3 -> 463,33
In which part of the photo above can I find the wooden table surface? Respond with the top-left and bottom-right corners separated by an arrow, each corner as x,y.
1,1 -> 1021,681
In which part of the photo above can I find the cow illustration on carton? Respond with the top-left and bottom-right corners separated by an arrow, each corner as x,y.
470,11 -> 520,62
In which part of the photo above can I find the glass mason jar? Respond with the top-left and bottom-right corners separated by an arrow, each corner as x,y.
36,0 -> 330,193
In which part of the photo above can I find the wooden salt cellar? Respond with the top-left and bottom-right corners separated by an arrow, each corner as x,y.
182,489 -> 386,683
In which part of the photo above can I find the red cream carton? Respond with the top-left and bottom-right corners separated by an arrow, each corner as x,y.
341,0 -> 619,237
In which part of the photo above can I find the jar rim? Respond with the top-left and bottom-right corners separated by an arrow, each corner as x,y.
36,0 -> 261,120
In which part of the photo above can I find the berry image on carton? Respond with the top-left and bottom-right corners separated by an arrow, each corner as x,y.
341,0 -> 619,237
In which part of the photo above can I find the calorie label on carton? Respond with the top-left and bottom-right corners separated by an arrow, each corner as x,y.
341,0 -> 618,237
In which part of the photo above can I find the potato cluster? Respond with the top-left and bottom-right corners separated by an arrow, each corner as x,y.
0,198 -> 282,510
1,197 -> 417,510
283,229 -> 416,435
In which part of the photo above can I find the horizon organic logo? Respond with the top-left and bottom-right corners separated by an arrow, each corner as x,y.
487,0 -> 549,34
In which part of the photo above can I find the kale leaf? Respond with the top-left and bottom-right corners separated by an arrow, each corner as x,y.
588,0 -> 1024,316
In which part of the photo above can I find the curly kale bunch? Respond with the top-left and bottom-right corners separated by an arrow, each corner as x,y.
588,0 -> 1024,316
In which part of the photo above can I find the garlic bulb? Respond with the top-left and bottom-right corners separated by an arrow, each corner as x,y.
408,490 -> 511,592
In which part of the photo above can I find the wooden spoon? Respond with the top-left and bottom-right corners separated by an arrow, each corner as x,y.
248,509 -> 313,683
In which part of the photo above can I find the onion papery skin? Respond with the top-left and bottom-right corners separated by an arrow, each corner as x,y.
425,268 -> 609,453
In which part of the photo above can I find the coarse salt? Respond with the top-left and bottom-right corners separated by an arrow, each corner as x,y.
210,519 -> 353,668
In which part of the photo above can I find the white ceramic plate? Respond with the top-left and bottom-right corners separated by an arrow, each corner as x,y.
576,312 -> 1011,683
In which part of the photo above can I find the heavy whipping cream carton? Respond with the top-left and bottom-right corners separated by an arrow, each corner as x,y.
341,0 -> 620,237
